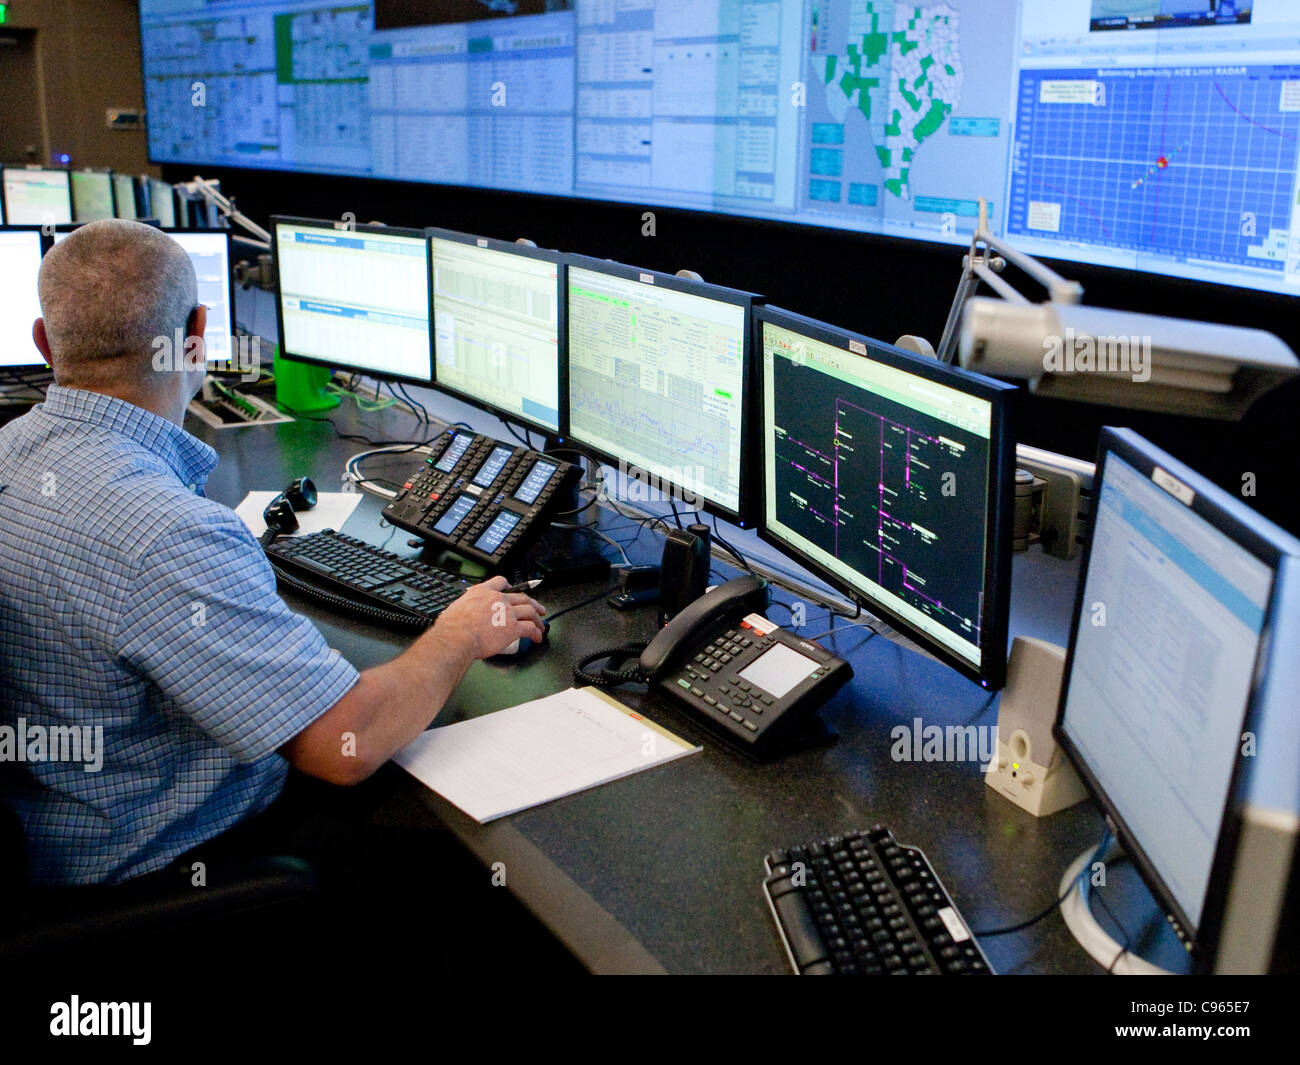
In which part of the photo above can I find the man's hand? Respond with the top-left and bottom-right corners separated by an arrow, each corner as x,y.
280,577 -> 547,784
435,575 -> 547,659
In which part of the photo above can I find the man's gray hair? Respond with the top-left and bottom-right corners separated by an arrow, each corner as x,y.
37,219 -> 197,387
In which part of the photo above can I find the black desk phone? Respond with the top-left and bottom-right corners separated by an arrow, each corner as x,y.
581,575 -> 854,759
382,429 -> 582,571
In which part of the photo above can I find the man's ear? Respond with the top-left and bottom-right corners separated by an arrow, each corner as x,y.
187,304 -> 208,344
185,304 -> 208,369
32,319 -> 54,370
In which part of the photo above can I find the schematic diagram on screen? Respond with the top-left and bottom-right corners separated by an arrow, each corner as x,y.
770,354 -> 990,643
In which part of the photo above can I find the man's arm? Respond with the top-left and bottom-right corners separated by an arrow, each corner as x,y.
279,576 -> 546,784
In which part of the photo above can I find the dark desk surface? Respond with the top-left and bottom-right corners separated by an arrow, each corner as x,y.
195,401 -> 1106,975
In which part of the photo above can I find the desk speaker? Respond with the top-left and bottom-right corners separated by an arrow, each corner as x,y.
658,524 -> 710,625
985,636 -> 1088,817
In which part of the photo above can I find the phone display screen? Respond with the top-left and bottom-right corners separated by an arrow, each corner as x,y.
738,643 -> 820,699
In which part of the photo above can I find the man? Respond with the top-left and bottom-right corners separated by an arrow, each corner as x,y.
0,219 -> 545,887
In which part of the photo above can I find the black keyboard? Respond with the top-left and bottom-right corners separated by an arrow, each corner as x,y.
265,530 -> 475,625
764,825 -> 992,975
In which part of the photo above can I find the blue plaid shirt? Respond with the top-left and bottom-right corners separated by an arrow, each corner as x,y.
0,386 -> 358,885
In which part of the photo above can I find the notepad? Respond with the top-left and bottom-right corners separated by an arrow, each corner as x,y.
393,687 -> 701,823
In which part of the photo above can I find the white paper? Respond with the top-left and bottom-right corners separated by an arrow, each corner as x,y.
393,687 -> 701,823
234,490 -> 362,538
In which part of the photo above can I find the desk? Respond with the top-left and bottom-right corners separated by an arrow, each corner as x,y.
194,399 -> 1107,975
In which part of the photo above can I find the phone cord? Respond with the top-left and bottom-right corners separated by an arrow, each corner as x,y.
573,644 -> 649,688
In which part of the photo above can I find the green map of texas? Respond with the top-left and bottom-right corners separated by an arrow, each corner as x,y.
822,2 -> 963,199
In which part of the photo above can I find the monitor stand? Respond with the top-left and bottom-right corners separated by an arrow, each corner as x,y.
1058,843 -> 1194,974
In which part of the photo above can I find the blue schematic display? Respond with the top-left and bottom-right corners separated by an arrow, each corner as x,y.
1009,65 -> 1300,272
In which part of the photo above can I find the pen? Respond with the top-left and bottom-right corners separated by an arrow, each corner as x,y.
503,579 -> 543,594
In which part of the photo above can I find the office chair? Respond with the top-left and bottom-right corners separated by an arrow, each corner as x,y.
0,798 -> 321,960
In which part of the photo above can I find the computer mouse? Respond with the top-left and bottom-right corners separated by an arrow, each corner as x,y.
491,620 -> 549,660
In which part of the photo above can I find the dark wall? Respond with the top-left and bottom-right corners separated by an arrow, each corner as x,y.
169,164 -> 1300,533
7,0 -> 154,175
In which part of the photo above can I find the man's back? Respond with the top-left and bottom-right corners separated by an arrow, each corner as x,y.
0,386 -> 356,885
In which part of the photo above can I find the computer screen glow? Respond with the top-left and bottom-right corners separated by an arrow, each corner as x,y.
275,220 -> 431,382
567,264 -> 748,515
2,168 -> 72,226
70,171 -> 115,222
0,229 -> 46,368
138,0 -> 1300,296
431,236 -> 561,432
112,174 -> 137,219
761,317 -> 996,669
1060,450 -> 1275,931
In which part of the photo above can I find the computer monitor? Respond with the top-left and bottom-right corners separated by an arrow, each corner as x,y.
272,216 -> 432,385
1207,551 -> 1300,974
70,169 -> 116,222
147,178 -> 176,228
566,257 -> 756,523
1,167 -> 73,226
1054,427 -> 1300,970
429,229 -> 565,435
164,229 -> 236,368
112,173 -> 139,219
756,306 -> 1016,689
0,228 -> 48,369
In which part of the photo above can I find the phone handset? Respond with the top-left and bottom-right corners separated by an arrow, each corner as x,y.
638,574 -> 769,680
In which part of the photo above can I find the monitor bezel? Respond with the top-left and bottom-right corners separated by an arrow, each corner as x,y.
0,224 -> 53,369
753,304 -> 1017,690
564,253 -> 760,527
1053,426 -> 1294,957
69,167 -> 118,223
0,165 -> 73,227
271,214 -> 434,387
427,227 -> 567,438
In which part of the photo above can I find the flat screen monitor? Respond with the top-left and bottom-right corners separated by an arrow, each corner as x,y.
1,167 -> 73,226
164,229 -> 236,368
70,170 -> 116,222
0,228 -> 48,369
1055,427 -> 1299,959
113,174 -> 139,219
148,178 -> 177,228
272,216 -> 432,384
757,305 -> 1016,688
429,229 -> 564,435
566,256 -> 756,523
